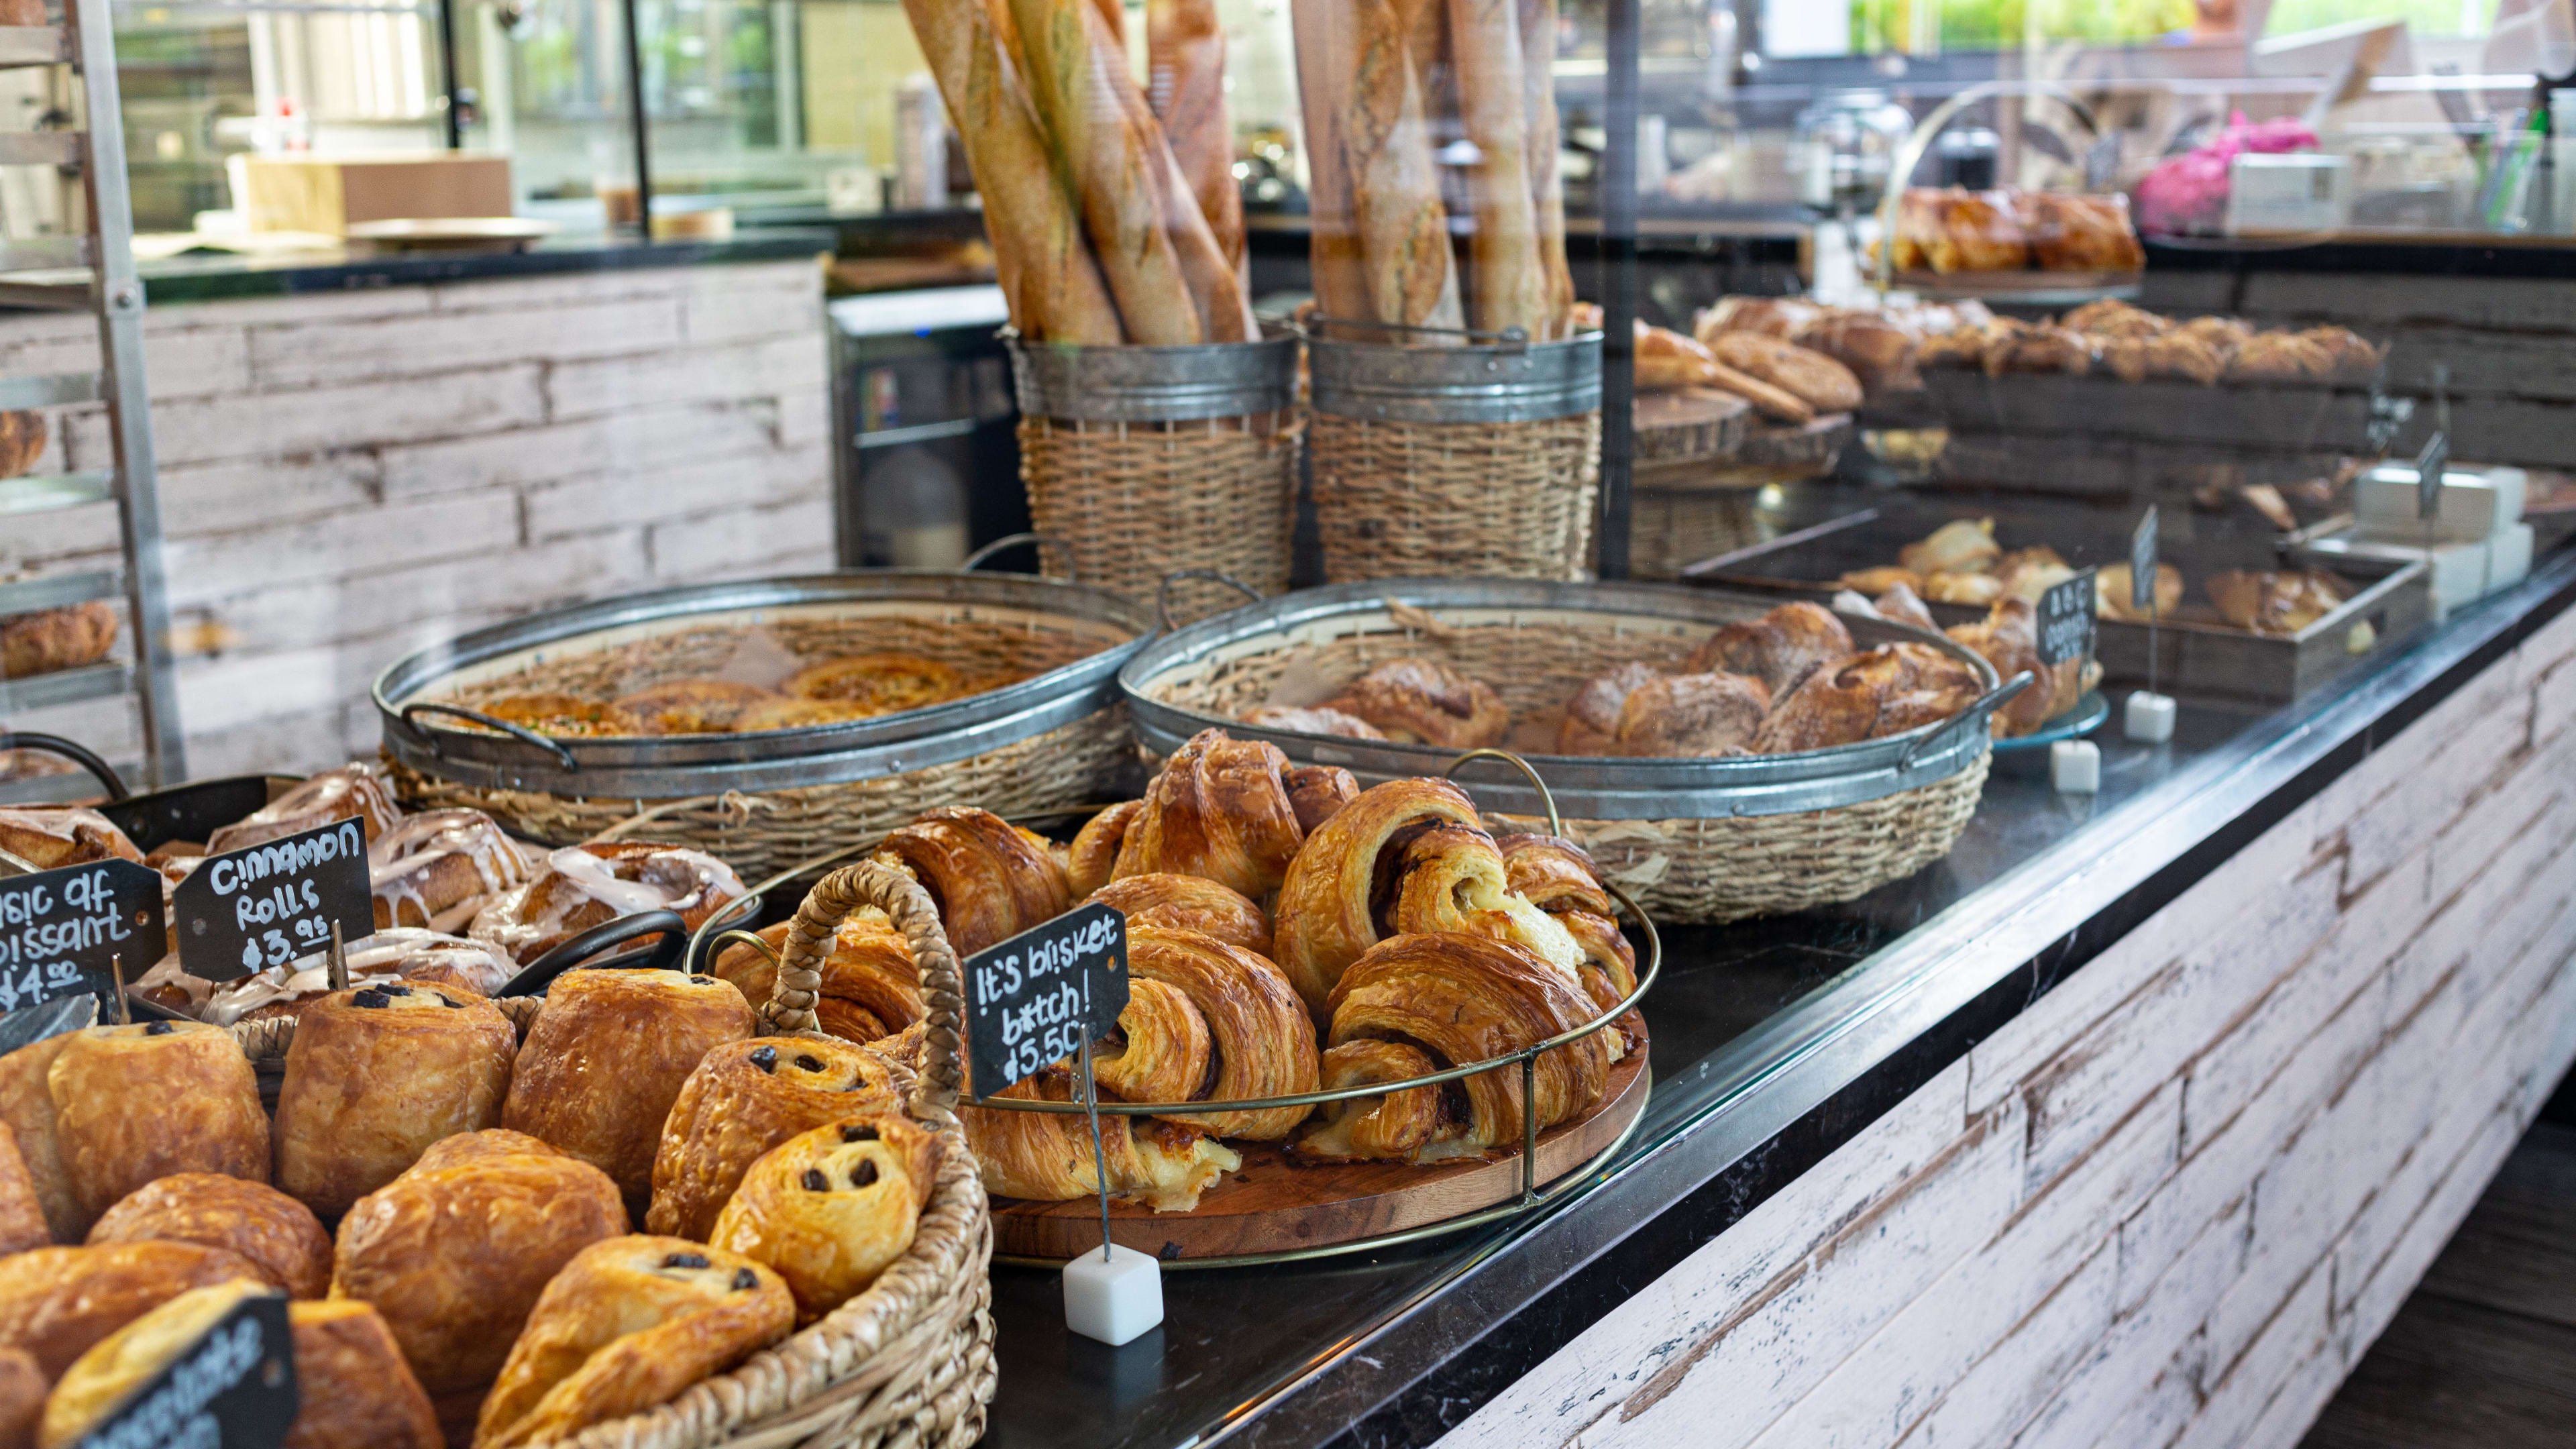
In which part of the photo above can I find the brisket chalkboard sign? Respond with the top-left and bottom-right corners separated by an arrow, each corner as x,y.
171,819 -> 372,982
963,903 -> 1130,1098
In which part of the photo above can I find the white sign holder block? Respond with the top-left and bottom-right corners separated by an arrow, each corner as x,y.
2051,739 -> 2102,794
1064,1243 -> 1165,1346
2125,691 -> 2177,743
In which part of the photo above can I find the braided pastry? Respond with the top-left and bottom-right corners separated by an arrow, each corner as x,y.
871,806 -> 1071,958
1081,729 -> 1357,903
1313,933 -> 1608,1162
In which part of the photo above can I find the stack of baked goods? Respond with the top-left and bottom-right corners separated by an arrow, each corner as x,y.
1888,186 -> 2145,276
1918,299 -> 2383,384
1694,294 -> 1996,399
1289,0 -> 1578,343
894,0 -> 1249,345
452,645 -> 1012,740
1,598 -> 115,682
713,756 -> 1638,1213
1234,599 -> 2029,753
1630,317 -> 1862,427
0,935 -> 941,1446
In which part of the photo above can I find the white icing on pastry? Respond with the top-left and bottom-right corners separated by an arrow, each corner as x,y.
205,764 -> 402,854
468,843 -> 745,958
369,809 -> 532,928
200,929 -> 518,1025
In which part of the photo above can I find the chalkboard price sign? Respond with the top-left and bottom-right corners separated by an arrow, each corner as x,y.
172,819 -> 374,983
0,859 -> 164,1015
72,1291 -> 297,1449
963,903 -> 1130,1098
2037,567 -> 2099,668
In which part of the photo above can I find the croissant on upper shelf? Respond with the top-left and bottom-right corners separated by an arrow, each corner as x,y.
1918,298 -> 2383,386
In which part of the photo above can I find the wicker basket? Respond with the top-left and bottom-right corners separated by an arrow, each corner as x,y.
1011,335 -> 1302,625
1120,580 -> 2006,924
1626,488 -> 1768,580
229,861 -> 997,1449
375,572 -> 1153,879
1305,331 -> 1604,582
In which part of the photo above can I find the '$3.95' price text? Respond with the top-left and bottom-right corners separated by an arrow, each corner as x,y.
234,878 -> 331,972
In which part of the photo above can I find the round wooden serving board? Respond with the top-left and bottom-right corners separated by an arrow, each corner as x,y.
994,1037 -> 1650,1262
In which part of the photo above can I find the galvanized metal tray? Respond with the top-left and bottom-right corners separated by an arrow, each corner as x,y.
1118,578 -> 2010,821
1684,498 -> 2434,704
376,570 -> 1157,798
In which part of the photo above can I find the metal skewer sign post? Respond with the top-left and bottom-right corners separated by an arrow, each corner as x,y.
2125,504 -> 2178,743
962,902 -> 1163,1346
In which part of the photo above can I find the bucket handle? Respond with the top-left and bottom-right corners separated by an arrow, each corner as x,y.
1157,570 -> 1263,632
1897,672 -> 2033,772
961,531 -> 1077,582
1300,313 -> 1534,353
1443,747 -> 1566,839
399,702 -> 580,773
0,731 -> 127,802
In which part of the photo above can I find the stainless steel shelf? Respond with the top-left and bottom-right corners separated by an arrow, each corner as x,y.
0,470 -> 116,515
0,370 -> 100,407
0,661 -> 129,712
0,568 -> 118,614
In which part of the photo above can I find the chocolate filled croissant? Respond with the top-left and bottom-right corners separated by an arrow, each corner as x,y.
1082,873 -> 1272,956
0,1032 -> 81,1240
501,969 -> 756,1213
0,1241 -> 268,1379
331,1130 -> 629,1394
50,1021 -> 270,1222
1321,657 -> 1510,748
708,1113 -> 941,1321
280,1299 -> 444,1449
369,808 -> 532,933
273,982 -> 519,1217
962,1067 -> 1240,1211
1291,1040 -> 1446,1163
871,806 -> 1071,957
1683,602 -> 1854,698
205,764 -> 402,855
86,1173 -> 332,1299
0,1122 -> 46,1255
1384,826 -> 1586,981
1319,933 -> 1609,1161
1093,729 -> 1357,902
472,1236 -> 794,1449
1497,835 -> 1636,1014
645,1036 -> 898,1242
1750,643 -> 1983,754
712,911 -> 920,1043
1091,927 -> 1318,1140
1609,672 -> 1771,757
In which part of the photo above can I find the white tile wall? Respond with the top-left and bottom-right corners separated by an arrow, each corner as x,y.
1,259 -> 833,775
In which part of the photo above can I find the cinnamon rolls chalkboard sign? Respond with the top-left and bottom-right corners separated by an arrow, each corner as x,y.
173,820 -> 373,981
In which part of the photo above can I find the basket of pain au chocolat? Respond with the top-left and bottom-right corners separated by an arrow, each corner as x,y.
1118,577 -> 2056,924
0,812 -> 997,1449
707,756 -> 1650,1246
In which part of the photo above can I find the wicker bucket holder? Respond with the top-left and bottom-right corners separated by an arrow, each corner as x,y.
1018,414 -> 1303,623
1307,411 -> 1602,582
388,706 -> 1128,881
231,861 -> 997,1449
1142,606 -> 1990,923
1625,488 -> 1768,581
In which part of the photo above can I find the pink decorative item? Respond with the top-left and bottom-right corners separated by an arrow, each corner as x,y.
2135,111 -> 2320,236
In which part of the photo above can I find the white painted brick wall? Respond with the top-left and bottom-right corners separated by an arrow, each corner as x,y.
0,258 -> 831,773
1440,610 -> 2576,1449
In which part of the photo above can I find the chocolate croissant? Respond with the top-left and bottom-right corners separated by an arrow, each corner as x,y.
1317,933 -> 1609,1161
50,1021 -> 270,1222
707,1113 -> 941,1321
1293,1040 -> 1445,1163
472,1236 -> 794,1449
1092,927 -> 1318,1140
1683,602 -> 1854,698
39,1280 -> 282,1449
280,1299 -> 445,1449
273,982 -> 519,1217
1321,657 -> 1511,748
712,910 -> 920,1042
0,1240 -> 268,1380
645,1036 -> 899,1242
1498,834 -> 1636,1014
1089,729 -> 1358,902
962,1067 -> 1240,1212
1082,873 -> 1272,956
872,806 -> 1071,958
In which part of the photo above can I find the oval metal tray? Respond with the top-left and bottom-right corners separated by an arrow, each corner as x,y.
376,570 -> 1157,798
1118,578 -> 2010,821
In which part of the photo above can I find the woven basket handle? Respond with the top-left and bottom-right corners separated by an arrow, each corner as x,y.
773,860 -> 964,1122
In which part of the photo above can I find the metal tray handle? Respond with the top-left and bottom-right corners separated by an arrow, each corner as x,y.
1898,672 -> 2034,771
961,532 -> 1077,582
1444,747 -> 1566,839
1157,570 -> 1264,633
0,731 -> 128,802
398,702 -> 579,772
498,908 -> 690,997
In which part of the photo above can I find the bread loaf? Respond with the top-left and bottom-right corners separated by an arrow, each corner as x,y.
1289,0 -> 1368,323
1519,0 -> 1572,337
1446,0 -> 1546,337
1148,0 -> 1244,276
1333,0 -> 1463,331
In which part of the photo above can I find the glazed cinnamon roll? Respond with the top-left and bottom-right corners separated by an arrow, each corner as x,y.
871,807 -> 1072,958
205,764 -> 402,855
1321,658 -> 1510,749
468,841 -> 745,964
1082,873 -> 1272,956
0,807 -> 142,870
370,809 -> 533,933
711,910 -> 920,1042
199,930 -> 518,1027
1096,927 -> 1318,1140
1094,729 -> 1358,902
1317,933 -> 1609,1161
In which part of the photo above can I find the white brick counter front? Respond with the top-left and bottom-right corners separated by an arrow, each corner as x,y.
1,258 -> 830,775
1440,603 -> 2576,1449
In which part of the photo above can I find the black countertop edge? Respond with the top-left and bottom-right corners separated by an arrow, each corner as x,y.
2145,235 -> 2576,280
131,230 -> 836,305
1216,553 -> 2576,1449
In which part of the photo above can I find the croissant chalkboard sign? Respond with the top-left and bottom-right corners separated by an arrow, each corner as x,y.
963,903 -> 1130,1098
0,858 -> 162,1014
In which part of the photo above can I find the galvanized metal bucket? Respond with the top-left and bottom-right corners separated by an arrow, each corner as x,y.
1307,330 -> 1602,425
1006,330 -> 1300,423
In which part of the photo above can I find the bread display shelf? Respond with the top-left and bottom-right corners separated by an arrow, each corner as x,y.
1638,413 -> 1854,492
1921,370 -> 2377,453
1890,268 -> 2142,304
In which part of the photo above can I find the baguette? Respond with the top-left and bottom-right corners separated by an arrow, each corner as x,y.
1446,0 -> 1546,337
1008,0 -> 1203,343
901,0 -> 1122,343
1091,0 -> 1122,46
1150,0 -> 1246,276
1289,0 -> 1369,324
1338,0 -> 1462,331
1518,0 -> 1572,339
1703,361 -> 1815,425
1106,23 -> 1253,341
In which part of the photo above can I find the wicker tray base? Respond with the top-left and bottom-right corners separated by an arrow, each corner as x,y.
1020,414 -> 1301,623
390,706 -> 1130,877
1309,411 -> 1602,582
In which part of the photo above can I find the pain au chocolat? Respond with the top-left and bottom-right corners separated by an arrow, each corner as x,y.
645,1035 -> 899,1242
708,1113 -> 941,1322
273,981 -> 519,1217
48,1020 -> 270,1223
